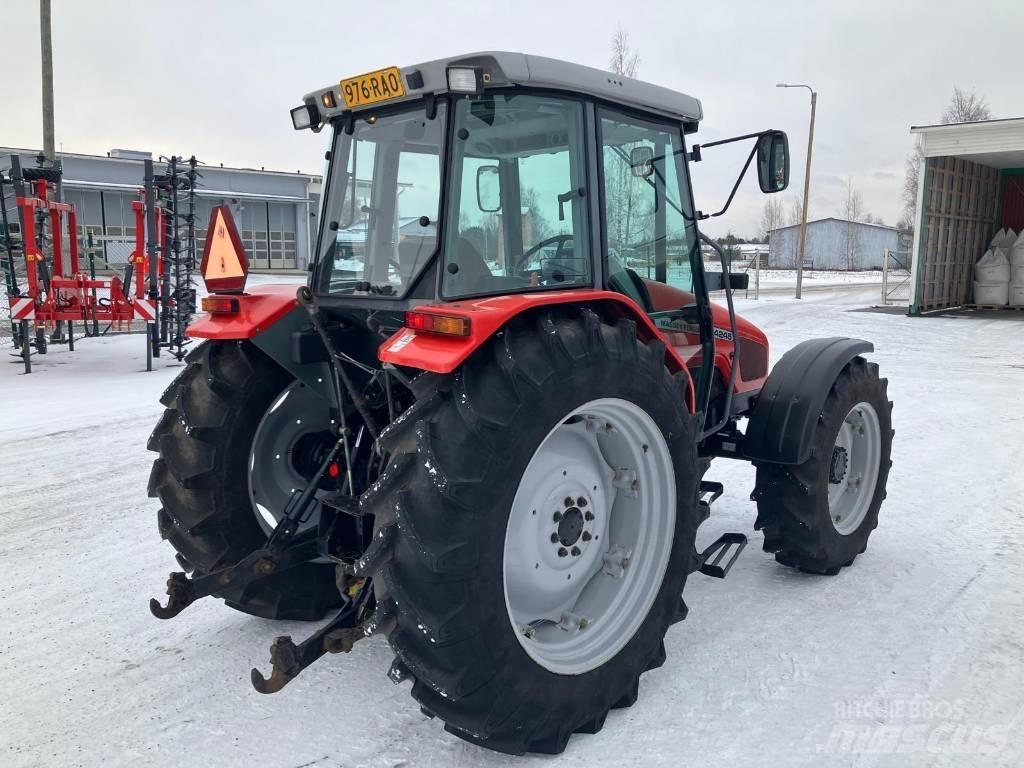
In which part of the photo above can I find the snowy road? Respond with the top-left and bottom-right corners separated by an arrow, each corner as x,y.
2,286 -> 1023,767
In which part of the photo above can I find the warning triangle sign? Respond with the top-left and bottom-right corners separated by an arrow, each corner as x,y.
200,205 -> 249,293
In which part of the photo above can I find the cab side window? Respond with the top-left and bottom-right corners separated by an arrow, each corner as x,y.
598,108 -> 697,303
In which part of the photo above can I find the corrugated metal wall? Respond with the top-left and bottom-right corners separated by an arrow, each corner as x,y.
768,219 -> 899,269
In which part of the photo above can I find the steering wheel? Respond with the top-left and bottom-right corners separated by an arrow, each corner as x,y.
514,234 -> 581,285
520,234 -> 574,264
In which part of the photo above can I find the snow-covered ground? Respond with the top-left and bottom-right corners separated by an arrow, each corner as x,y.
2,284 -> 1022,767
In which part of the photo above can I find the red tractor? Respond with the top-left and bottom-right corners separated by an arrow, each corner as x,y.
148,53 -> 893,755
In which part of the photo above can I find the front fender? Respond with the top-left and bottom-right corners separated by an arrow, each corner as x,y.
743,337 -> 874,465
379,290 -> 696,411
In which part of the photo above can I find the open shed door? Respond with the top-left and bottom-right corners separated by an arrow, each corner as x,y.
912,156 -> 1000,313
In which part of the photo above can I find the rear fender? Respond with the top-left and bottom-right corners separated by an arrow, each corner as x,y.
187,285 -> 333,400
743,337 -> 873,465
379,290 -> 696,412
187,285 -> 300,340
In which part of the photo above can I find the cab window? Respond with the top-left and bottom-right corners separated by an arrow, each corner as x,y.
443,93 -> 591,298
598,108 -> 697,309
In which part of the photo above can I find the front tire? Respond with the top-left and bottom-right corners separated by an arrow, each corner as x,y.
753,356 -> 893,574
359,309 -> 699,754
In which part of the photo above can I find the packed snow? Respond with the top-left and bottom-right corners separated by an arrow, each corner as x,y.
2,284 -> 1022,767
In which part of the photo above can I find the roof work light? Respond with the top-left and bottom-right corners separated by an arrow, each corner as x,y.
446,66 -> 486,95
290,102 -> 320,131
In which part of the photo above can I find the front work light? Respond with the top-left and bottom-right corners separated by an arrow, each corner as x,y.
290,103 -> 319,130
446,66 -> 485,95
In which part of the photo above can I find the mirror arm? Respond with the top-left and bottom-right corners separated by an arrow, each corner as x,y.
697,143 -> 758,221
698,130 -> 764,150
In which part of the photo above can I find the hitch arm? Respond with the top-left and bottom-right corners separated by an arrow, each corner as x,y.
251,586 -> 371,694
149,534 -> 319,619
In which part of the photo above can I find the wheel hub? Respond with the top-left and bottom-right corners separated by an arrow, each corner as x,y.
829,446 -> 849,484
556,502 -> 588,548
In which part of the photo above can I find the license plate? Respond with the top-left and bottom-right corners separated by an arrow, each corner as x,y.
340,66 -> 406,108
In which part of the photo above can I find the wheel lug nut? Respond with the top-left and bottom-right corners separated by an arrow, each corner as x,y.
582,531 -> 592,542
571,546 -> 581,556
550,533 -> 559,543
577,497 -> 587,507
553,511 -> 563,522
558,547 -> 568,557
584,511 -> 594,521
563,497 -> 574,508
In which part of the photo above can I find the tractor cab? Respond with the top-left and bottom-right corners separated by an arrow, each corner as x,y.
288,52 -> 789,428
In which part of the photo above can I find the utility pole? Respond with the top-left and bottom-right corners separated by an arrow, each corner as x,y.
777,83 -> 816,299
40,0 -> 56,162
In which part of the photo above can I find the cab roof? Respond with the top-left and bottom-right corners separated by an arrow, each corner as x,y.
302,51 -> 703,129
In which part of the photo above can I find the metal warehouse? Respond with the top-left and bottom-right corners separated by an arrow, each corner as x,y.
1,146 -> 319,271
907,117 -> 1024,314
768,217 -> 902,270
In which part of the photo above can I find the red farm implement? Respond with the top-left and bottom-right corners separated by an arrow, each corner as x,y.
2,155 -> 197,373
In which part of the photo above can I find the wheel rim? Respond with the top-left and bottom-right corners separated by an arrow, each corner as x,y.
248,382 -> 333,536
827,401 -> 882,535
503,398 -> 676,675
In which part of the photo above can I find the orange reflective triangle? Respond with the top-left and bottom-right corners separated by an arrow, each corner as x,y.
200,205 -> 248,293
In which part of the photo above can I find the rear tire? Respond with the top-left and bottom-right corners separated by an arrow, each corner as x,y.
359,309 -> 699,754
147,340 -> 341,620
753,357 -> 893,574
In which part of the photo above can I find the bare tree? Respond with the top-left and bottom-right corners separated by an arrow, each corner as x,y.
900,88 -> 993,231
604,26 -> 644,262
787,194 -> 808,227
941,87 -> 993,124
760,197 -> 785,241
899,145 -> 922,231
839,176 -> 867,269
609,25 -> 640,78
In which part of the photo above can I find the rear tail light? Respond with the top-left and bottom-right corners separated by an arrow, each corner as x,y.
201,296 -> 240,314
405,310 -> 471,337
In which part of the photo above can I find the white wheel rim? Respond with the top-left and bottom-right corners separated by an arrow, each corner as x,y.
248,382 -> 332,536
502,398 -> 676,675
827,401 -> 881,535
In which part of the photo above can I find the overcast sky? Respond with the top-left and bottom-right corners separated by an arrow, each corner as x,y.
3,0 -> 1020,237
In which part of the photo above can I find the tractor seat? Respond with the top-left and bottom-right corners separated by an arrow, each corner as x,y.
642,278 -> 696,312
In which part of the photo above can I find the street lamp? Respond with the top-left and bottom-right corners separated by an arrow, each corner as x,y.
776,83 -> 816,299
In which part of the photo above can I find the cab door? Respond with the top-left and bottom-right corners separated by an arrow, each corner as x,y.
596,106 -> 704,365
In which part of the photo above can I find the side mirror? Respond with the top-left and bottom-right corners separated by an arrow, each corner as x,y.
629,146 -> 655,178
705,271 -> 750,292
476,165 -> 501,212
757,130 -> 789,193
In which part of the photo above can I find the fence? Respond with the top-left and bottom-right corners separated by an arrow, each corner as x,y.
882,248 -> 911,304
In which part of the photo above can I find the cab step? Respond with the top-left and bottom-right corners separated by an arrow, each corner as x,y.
698,532 -> 747,579
698,480 -> 724,522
